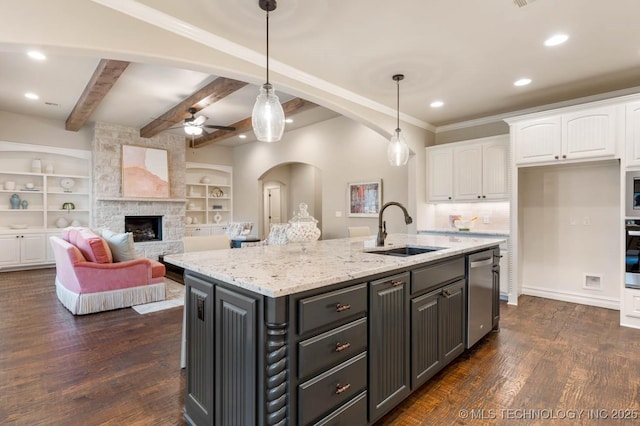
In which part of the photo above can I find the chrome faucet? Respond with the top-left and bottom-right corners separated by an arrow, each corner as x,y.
377,201 -> 413,246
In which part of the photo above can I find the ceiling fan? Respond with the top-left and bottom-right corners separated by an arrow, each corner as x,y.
169,107 -> 236,136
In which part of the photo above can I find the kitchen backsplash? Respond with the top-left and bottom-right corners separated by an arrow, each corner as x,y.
426,202 -> 510,231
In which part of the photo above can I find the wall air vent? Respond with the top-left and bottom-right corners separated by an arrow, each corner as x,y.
583,274 -> 602,290
513,0 -> 536,7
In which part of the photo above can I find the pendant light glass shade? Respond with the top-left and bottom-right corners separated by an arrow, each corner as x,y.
388,128 -> 410,166
252,83 -> 285,142
388,74 -> 410,166
252,0 -> 285,143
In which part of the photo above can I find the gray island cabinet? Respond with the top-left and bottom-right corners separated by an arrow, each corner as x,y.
164,234 -> 504,426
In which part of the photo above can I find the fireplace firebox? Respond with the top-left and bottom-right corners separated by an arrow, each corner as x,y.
124,215 -> 163,242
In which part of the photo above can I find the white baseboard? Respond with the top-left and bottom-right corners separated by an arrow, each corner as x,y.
521,285 -> 620,310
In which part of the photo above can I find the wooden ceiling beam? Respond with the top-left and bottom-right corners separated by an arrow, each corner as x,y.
65,59 -> 130,131
193,98 -> 317,148
139,77 -> 248,138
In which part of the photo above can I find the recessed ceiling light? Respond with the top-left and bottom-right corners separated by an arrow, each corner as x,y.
544,34 -> 569,47
430,100 -> 444,108
27,51 -> 46,61
24,92 -> 39,100
239,134 -> 247,139
285,118 -> 293,123
514,78 -> 532,87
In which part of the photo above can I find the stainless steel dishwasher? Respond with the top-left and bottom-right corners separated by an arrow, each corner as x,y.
466,248 -> 499,348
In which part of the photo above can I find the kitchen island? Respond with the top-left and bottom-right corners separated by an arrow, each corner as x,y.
164,233 -> 505,426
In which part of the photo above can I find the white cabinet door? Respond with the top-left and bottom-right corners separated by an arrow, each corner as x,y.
0,235 -> 20,266
626,101 -> 640,167
453,144 -> 482,201
426,147 -> 453,201
482,138 -> 510,199
562,105 -> 618,161
19,233 -> 46,264
514,116 -> 561,165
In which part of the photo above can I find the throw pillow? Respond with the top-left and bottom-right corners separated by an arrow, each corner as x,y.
101,229 -> 136,262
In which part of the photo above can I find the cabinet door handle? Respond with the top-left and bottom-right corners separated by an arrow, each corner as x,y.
391,280 -> 404,287
562,155 -> 567,159
335,383 -> 351,395
335,342 -> 351,352
335,303 -> 351,312
442,289 -> 451,298
554,155 -> 559,159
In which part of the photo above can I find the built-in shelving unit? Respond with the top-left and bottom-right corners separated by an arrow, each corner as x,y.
0,141 -> 91,269
185,162 -> 232,236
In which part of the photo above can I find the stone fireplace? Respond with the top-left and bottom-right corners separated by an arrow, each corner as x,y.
91,122 -> 186,260
125,215 -> 163,242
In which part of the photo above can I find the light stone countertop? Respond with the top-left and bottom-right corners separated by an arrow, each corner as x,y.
418,228 -> 511,237
164,233 -> 506,298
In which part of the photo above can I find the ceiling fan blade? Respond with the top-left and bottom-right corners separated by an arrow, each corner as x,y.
192,115 -> 207,126
203,125 -> 236,131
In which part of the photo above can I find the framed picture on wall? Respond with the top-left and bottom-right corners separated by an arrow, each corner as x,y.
348,179 -> 382,217
122,145 -> 170,198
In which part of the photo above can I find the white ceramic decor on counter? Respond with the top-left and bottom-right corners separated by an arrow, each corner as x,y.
286,203 -> 321,243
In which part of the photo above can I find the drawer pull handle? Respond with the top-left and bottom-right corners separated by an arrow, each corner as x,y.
391,280 -> 404,287
335,342 -> 351,352
442,289 -> 452,298
335,303 -> 351,312
335,383 -> 351,395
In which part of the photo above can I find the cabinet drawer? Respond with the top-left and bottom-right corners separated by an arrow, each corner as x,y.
313,391 -> 367,426
298,352 -> 367,426
412,257 -> 464,295
298,317 -> 367,379
298,283 -> 367,334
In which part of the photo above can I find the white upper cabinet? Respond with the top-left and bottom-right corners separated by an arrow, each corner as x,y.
481,138 -> 510,199
513,105 -> 619,166
426,146 -> 454,201
427,135 -> 509,202
453,143 -> 482,200
626,101 -> 640,167
513,116 -> 561,164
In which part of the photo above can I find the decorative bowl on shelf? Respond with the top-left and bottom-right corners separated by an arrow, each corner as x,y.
453,217 -> 477,231
200,176 -> 211,184
9,224 -> 28,229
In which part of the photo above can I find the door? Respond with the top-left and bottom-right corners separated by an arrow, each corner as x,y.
264,185 -> 282,233
562,105 -> 618,160
453,144 -> 482,200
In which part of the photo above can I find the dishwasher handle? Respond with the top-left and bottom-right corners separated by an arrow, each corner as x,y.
469,257 -> 493,268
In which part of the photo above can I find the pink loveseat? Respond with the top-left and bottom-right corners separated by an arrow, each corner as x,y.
50,227 -> 166,315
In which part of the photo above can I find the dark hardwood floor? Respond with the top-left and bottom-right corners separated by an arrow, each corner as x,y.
2,268 -> 640,425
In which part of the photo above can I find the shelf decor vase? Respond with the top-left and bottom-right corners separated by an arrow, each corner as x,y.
56,217 -> 69,228
31,159 -> 42,173
21,200 -> 28,209
10,194 -> 20,209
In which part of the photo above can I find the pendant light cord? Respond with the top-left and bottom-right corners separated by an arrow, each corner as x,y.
396,78 -> 400,132
265,9 -> 270,84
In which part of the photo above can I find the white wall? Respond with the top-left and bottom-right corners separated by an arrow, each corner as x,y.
0,110 -> 92,150
518,160 -> 621,308
233,116 -> 414,239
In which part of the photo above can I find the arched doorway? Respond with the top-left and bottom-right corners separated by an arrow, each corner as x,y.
258,162 -> 323,239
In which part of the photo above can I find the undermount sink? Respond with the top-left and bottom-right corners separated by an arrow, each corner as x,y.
367,246 -> 444,257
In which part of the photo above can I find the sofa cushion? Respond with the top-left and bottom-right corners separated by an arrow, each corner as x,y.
101,229 -> 136,262
64,227 -> 113,264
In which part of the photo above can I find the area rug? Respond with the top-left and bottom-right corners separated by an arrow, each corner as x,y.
132,278 -> 184,314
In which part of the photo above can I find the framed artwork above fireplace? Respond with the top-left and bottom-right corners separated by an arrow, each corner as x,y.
122,145 -> 169,198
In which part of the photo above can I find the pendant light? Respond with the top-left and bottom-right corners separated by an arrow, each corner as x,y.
252,0 -> 285,143
388,74 -> 410,166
